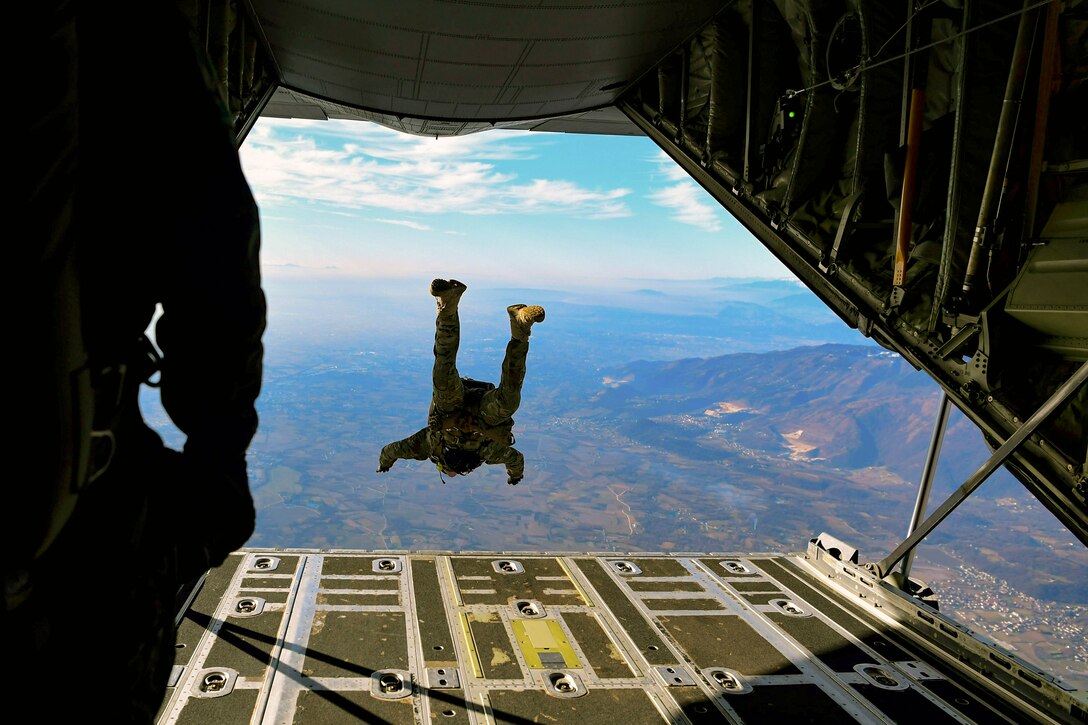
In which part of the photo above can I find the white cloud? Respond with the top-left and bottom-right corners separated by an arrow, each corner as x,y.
647,184 -> 722,232
505,179 -> 631,219
371,218 -> 431,231
646,151 -> 722,232
240,119 -> 632,220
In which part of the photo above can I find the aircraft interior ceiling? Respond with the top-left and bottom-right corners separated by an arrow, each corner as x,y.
200,0 -> 1085,544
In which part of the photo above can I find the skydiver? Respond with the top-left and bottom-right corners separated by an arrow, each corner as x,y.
377,279 -> 545,485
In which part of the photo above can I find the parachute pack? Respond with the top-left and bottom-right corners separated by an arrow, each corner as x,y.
429,377 -> 516,448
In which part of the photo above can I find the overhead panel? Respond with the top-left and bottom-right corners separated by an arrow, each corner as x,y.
249,0 -> 727,133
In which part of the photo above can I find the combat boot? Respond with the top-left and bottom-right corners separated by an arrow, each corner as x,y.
430,279 -> 467,311
508,304 -> 545,341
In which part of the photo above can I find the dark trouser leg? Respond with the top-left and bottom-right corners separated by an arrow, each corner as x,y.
10,423 -> 180,724
432,305 -> 464,412
480,337 -> 528,424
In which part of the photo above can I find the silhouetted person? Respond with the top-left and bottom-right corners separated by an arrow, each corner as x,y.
9,2 -> 265,722
378,279 -> 545,484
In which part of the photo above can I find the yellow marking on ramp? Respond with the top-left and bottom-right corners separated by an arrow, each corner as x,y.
557,558 -> 592,605
511,619 -> 581,669
458,612 -> 482,678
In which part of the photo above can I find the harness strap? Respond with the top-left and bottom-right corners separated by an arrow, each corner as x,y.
86,334 -> 161,483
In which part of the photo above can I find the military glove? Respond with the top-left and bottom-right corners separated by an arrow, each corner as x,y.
507,476 -> 522,486
377,464 -> 390,473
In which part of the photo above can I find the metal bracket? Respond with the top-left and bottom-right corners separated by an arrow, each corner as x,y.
656,666 -> 696,686
868,359 -> 1088,578
426,668 -> 460,689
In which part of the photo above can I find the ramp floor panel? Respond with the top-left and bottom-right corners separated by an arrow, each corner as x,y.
154,550 -> 1066,724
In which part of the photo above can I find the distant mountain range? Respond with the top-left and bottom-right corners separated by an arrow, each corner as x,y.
529,342 -> 1084,619
584,343 -> 1018,495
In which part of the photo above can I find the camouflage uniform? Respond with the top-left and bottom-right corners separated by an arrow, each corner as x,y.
379,282 -> 544,484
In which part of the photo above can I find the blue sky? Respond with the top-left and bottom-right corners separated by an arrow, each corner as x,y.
238,117 -> 791,286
